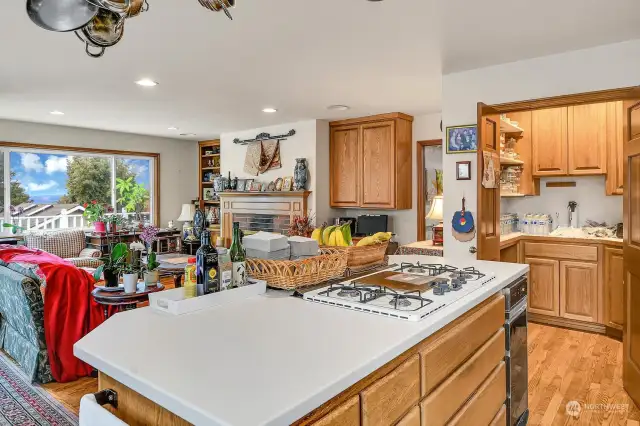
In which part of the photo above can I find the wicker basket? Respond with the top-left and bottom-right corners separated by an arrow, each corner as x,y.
324,241 -> 389,269
246,248 -> 347,290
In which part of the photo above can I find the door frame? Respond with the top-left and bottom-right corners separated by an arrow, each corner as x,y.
417,139 -> 443,241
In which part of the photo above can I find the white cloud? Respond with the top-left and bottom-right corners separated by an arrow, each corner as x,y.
45,156 -> 70,174
20,153 -> 44,172
27,181 -> 58,192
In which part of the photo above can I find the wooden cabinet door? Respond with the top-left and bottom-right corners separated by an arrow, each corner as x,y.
330,125 -> 360,207
396,406 -> 420,426
568,103 -> 608,175
559,260 -> 599,323
525,257 -> 560,317
604,246 -> 625,330
313,395 -> 360,426
606,101 -> 625,195
361,121 -> 396,208
532,107 -> 568,176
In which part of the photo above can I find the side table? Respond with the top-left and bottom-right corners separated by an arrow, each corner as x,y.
92,283 -> 165,319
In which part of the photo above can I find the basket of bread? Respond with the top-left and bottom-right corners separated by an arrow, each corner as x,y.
312,223 -> 391,273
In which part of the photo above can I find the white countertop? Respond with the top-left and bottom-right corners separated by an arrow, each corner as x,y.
74,256 -> 528,426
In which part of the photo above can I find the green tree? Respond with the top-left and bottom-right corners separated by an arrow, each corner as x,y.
10,172 -> 31,205
116,177 -> 149,213
59,157 -> 135,205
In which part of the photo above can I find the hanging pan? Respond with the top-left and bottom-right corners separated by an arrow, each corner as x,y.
75,8 -> 125,58
26,0 -> 98,32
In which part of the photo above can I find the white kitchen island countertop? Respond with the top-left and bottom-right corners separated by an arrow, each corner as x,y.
74,256 -> 528,426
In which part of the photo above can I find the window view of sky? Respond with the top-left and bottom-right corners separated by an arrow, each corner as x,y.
10,152 -> 150,204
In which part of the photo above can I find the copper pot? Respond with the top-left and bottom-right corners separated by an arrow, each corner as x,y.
75,8 -> 125,58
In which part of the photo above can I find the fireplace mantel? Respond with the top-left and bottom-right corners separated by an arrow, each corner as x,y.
219,191 -> 311,244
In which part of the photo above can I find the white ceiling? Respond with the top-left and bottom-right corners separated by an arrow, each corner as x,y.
1,0 -> 639,141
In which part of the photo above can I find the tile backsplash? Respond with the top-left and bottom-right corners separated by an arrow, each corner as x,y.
502,176 -> 622,228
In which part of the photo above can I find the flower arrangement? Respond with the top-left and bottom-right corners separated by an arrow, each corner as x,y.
140,226 -> 161,282
288,214 -> 315,238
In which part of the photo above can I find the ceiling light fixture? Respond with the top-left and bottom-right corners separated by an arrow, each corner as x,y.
168,126 -> 179,131
262,108 -> 278,113
135,79 -> 159,87
50,110 -> 65,115
327,105 -> 350,111
180,133 -> 197,137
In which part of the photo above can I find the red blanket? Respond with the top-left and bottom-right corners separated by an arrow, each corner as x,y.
0,245 -> 114,382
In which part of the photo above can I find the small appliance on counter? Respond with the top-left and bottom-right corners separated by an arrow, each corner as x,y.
568,201 -> 578,228
355,214 -> 388,237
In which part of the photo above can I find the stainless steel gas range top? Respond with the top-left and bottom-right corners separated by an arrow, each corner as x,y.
302,262 -> 496,321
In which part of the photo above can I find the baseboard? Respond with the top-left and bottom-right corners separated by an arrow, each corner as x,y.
529,313 -> 606,334
605,326 -> 623,341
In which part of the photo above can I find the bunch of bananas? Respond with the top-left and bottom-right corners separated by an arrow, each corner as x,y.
311,223 -> 353,247
356,232 -> 392,247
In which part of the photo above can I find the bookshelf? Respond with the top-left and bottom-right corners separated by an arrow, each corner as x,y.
198,140 -> 222,243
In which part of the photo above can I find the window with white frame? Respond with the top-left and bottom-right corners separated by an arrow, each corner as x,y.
0,147 -> 156,232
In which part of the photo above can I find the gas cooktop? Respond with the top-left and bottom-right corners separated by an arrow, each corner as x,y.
302,262 -> 496,321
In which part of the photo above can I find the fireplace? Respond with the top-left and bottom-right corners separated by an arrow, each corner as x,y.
219,191 -> 311,244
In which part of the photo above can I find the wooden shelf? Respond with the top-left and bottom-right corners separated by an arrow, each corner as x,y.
500,157 -> 524,166
202,167 -> 220,170
202,154 -> 220,158
219,191 -> 312,198
501,193 -> 526,198
202,181 -> 214,185
204,200 -> 220,204
500,119 -> 524,133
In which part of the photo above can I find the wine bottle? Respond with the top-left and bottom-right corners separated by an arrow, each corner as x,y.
229,222 -> 247,287
195,230 -> 220,295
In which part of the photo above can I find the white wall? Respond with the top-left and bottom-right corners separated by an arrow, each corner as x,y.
220,120 -> 334,226
0,119 -> 197,227
503,176 -> 622,228
345,113 -> 442,245
442,39 -> 640,259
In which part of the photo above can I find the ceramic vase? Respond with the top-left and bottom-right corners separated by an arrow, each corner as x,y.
144,270 -> 159,285
123,273 -> 138,294
293,158 -> 308,191
94,221 -> 106,233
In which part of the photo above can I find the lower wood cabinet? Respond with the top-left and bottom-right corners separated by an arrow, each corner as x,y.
396,405 -> 420,426
313,395 -> 360,426
559,260 -> 599,323
525,257 -> 560,317
360,355 -> 420,426
490,405 -> 507,426
604,246 -> 625,330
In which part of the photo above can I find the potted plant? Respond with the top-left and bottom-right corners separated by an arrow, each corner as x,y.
83,201 -> 113,233
105,214 -> 123,234
120,260 -> 140,294
140,225 -> 160,285
93,242 -> 129,287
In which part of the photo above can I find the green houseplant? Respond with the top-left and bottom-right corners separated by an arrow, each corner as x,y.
93,242 -> 129,287
83,201 -> 114,233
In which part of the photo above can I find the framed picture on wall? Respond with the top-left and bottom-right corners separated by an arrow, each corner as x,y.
456,161 -> 471,180
446,124 -> 477,154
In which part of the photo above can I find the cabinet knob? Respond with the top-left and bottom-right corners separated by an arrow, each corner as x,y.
469,246 -> 477,254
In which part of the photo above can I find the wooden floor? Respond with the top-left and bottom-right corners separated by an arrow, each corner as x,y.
38,320 -> 640,425
528,322 -> 640,425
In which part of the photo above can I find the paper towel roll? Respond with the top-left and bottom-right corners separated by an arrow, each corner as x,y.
79,394 -> 127,426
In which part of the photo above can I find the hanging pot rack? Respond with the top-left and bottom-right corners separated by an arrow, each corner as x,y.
233,129 -> 296,145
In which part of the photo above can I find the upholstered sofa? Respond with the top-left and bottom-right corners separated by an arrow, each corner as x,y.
0,261 -> 52,383
23,229 -> 102,268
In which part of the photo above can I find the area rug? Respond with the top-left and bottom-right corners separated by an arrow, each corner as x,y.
0,352 -> 77,425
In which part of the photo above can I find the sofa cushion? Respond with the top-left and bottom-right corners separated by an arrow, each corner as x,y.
23,229 -> 85,259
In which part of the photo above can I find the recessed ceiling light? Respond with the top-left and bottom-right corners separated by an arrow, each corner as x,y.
168,126 -> 179,131
327,105 -> 350,111
262,108 -> 278,113
135,78 -> 158,87
180,133 -> 196,137
50,110 -> 65,115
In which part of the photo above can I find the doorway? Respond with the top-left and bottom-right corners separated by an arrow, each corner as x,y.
417,139 -> 443,242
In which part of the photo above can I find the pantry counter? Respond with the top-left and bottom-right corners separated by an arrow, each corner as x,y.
74,255 -> 528,426
500,232 -> 622,248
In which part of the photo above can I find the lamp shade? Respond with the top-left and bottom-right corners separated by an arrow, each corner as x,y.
177,204 -> 196,222
426,196 -> 444,221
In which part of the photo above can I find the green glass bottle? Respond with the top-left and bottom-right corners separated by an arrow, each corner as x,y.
229,222 -> 247,287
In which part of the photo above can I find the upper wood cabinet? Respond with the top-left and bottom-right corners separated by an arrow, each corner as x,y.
606,101 -> 625,195
532,107 -> 568,176
604,246 -> 625,330
330,125 -> 361,207
568,103 -> 608,175
329,113 -> 413,210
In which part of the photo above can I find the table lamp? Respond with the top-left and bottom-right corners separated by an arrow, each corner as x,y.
426,195 -> 444,246
177,204 -> 196,241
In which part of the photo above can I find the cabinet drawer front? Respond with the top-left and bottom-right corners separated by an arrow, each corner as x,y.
421,328 -> 505,426
361,354 -> 420,426
313,395 -> 360,426
489,404 -> 507,426
446,362 -> 507,426
396,406 -> 420,426
524,242 -> 598,261
421,295 -> 505,396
